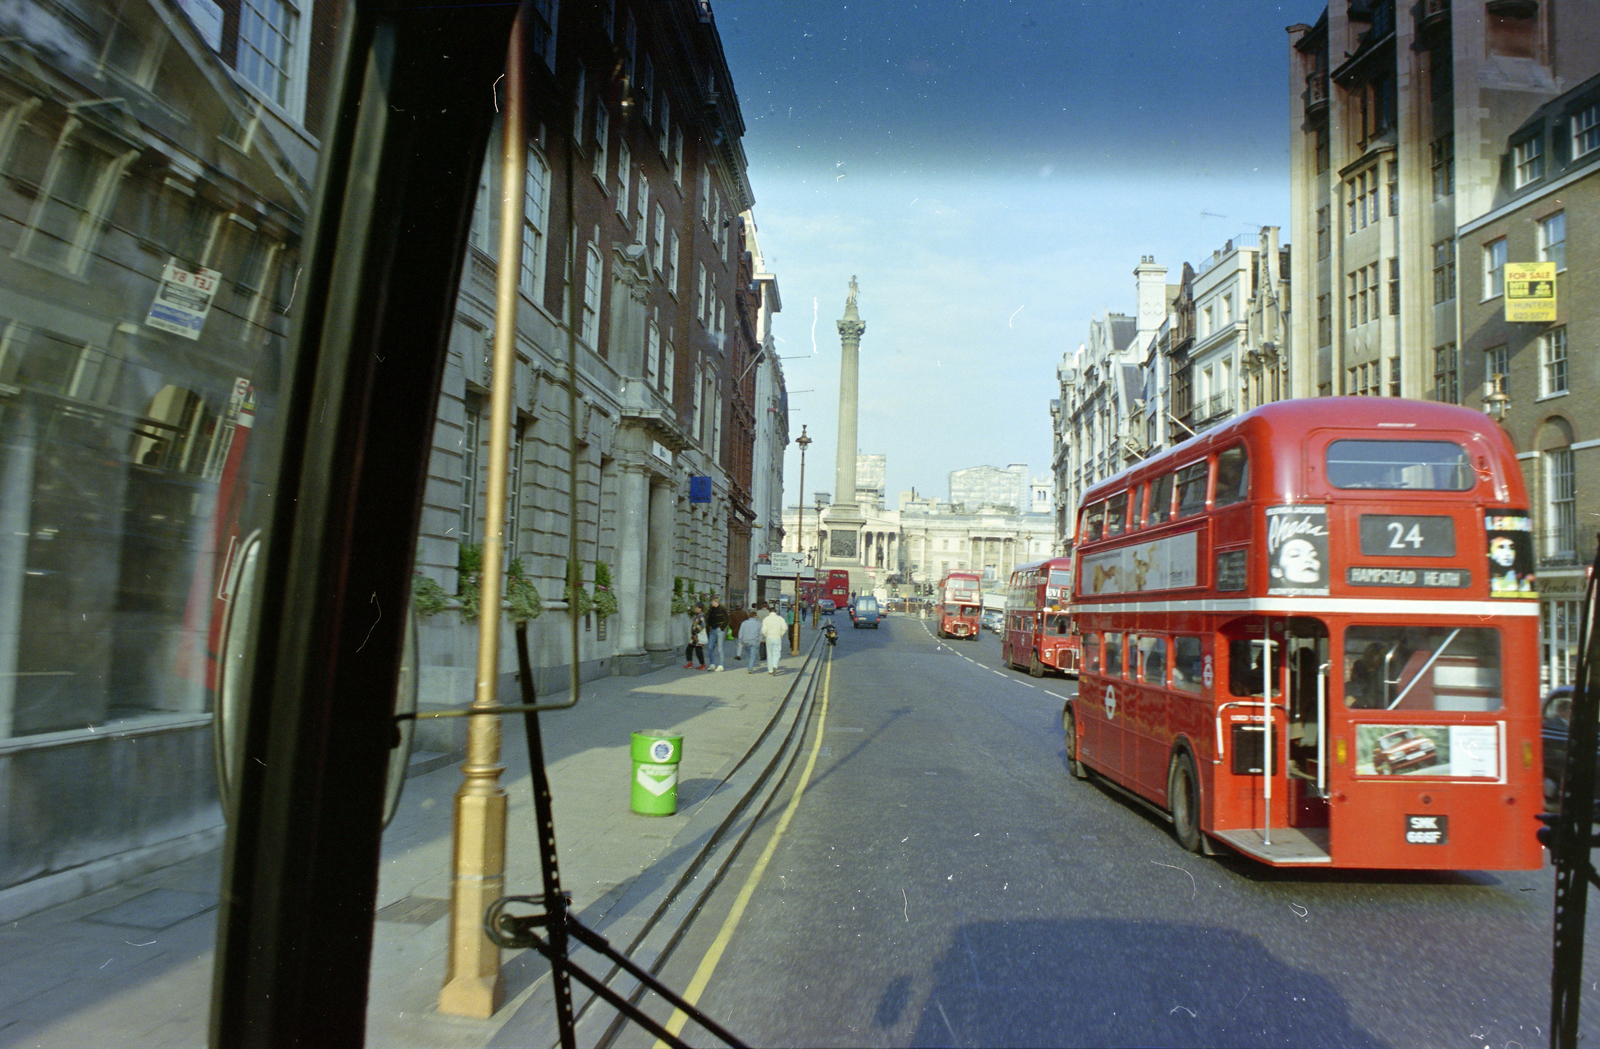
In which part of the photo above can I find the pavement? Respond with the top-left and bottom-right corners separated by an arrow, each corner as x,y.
0,630 -> 828,1049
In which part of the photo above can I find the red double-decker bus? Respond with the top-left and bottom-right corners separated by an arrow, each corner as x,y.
823,569 -> 851,609
1003,556 -> 1080,678
1064,398 -> 1542,870
937,570 -> 983,639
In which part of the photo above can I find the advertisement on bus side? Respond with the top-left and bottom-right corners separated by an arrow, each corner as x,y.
1079,532 -> 1198,595
1354,723 -> 1500,778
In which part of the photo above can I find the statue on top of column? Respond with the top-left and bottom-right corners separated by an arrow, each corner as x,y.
847,275 -> 858,307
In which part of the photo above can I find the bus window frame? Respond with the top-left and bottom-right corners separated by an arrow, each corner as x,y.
1104,632 -> 1125,678
1106,491 -> 1127,536
1172,636 -> 1203,692
1214,444 -> 1249,507
1148,472 -> 1174,526
1175,460 -> 1208,517
1082,501 -> 1105,540
1137,635 -> 1168,686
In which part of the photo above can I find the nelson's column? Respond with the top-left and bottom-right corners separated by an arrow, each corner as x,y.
824,277 -> 867,592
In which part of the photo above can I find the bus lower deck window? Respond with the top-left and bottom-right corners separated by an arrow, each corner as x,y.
1172,637 -> 1203,692
1104,633 -> 1124,677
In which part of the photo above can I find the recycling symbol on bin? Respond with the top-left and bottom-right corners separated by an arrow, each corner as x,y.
649,739 -> 676,762
636,764 -> 676,796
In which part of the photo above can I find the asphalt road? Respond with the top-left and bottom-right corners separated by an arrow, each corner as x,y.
615,613 -> 1600,1049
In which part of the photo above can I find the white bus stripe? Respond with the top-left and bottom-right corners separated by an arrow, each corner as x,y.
1070,596 -> 1538,617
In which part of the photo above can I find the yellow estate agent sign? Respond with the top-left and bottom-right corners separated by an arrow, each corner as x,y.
1505,261 -> 1557,322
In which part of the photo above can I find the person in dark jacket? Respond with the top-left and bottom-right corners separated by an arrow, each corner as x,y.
684,604 -> 707,670
706,596 -> 729,671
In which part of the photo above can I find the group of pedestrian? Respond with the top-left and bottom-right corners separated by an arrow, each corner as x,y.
685,596 -> 789,675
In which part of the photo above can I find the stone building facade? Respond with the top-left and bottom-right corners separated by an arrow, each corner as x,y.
0,0 -> 335,899
417,0 -> 781,712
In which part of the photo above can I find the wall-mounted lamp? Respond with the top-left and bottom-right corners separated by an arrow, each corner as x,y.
1482,374 -> 1510,422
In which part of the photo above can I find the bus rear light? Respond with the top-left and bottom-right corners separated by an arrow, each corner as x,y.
1335,738 -> 1348,765
1522,739 -> 1534,767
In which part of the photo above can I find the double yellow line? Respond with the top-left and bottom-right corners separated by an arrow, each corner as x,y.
654,647 -> 834,1044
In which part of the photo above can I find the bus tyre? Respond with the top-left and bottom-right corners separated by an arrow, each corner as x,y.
1030,651 -> 1044,678
1170,751 -> 1203,854
1063,706 -> 1088,780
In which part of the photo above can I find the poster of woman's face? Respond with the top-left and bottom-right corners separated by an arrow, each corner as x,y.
1266,505 -> 1329,595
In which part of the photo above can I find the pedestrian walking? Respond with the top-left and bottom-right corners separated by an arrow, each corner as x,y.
706,596 -> 729,671
684,604 -> 707,670
760,603 -> 788,674
738,605 -> 764,673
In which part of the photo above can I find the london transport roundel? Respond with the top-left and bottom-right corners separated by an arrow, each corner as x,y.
1104,685 -> 1117,719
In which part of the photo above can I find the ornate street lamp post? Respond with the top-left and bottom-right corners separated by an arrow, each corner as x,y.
792,427 -> 811,649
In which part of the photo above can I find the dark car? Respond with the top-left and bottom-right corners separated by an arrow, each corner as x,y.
1542,685 -> 1600,813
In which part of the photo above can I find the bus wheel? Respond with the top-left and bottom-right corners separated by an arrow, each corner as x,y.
1063,706 -> 1088,780
1030,651 -> 1044,678
1170,752 -> 1203,853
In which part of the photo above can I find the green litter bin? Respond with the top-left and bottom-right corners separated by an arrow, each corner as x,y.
630,730 -> 683,816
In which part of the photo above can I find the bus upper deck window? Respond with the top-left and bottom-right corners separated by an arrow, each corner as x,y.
1106,492 -> 1127,535
1082,502 -> 1105,540
1326,439 -> 1473,491
1148,473 -> 1173,525
1175,461 -> 1208,517
1214,445 -> 1249,506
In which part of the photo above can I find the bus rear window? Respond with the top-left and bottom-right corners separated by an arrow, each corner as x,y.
1343,626 -> 1501,711
1327,440 -> 1473,491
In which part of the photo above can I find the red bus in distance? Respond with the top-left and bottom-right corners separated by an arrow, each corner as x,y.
937,570 -> 983,639
824,569 -> 851,609
1064,398 -> 1542,871
1003,556 -> 1079,678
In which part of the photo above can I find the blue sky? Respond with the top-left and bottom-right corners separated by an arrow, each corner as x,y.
714,0 -> 1310,505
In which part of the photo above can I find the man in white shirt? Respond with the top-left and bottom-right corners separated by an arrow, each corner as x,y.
760,604 -> 788,674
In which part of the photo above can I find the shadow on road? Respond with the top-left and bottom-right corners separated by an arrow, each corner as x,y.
901,917 -> 1387,1048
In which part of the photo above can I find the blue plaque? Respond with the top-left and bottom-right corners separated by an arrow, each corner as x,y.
689,475 -> 712,504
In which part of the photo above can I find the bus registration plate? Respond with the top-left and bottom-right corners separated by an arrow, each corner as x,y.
1405,814 -> 1448,845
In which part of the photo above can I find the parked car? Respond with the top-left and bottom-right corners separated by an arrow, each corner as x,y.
1542,684 -> 1600,813
1371,727 -> 1439,775
853,595 -> 881,628
981,609 -> 1003,634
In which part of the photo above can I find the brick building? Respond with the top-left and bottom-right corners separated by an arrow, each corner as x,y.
1458,73 -> 1600,688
